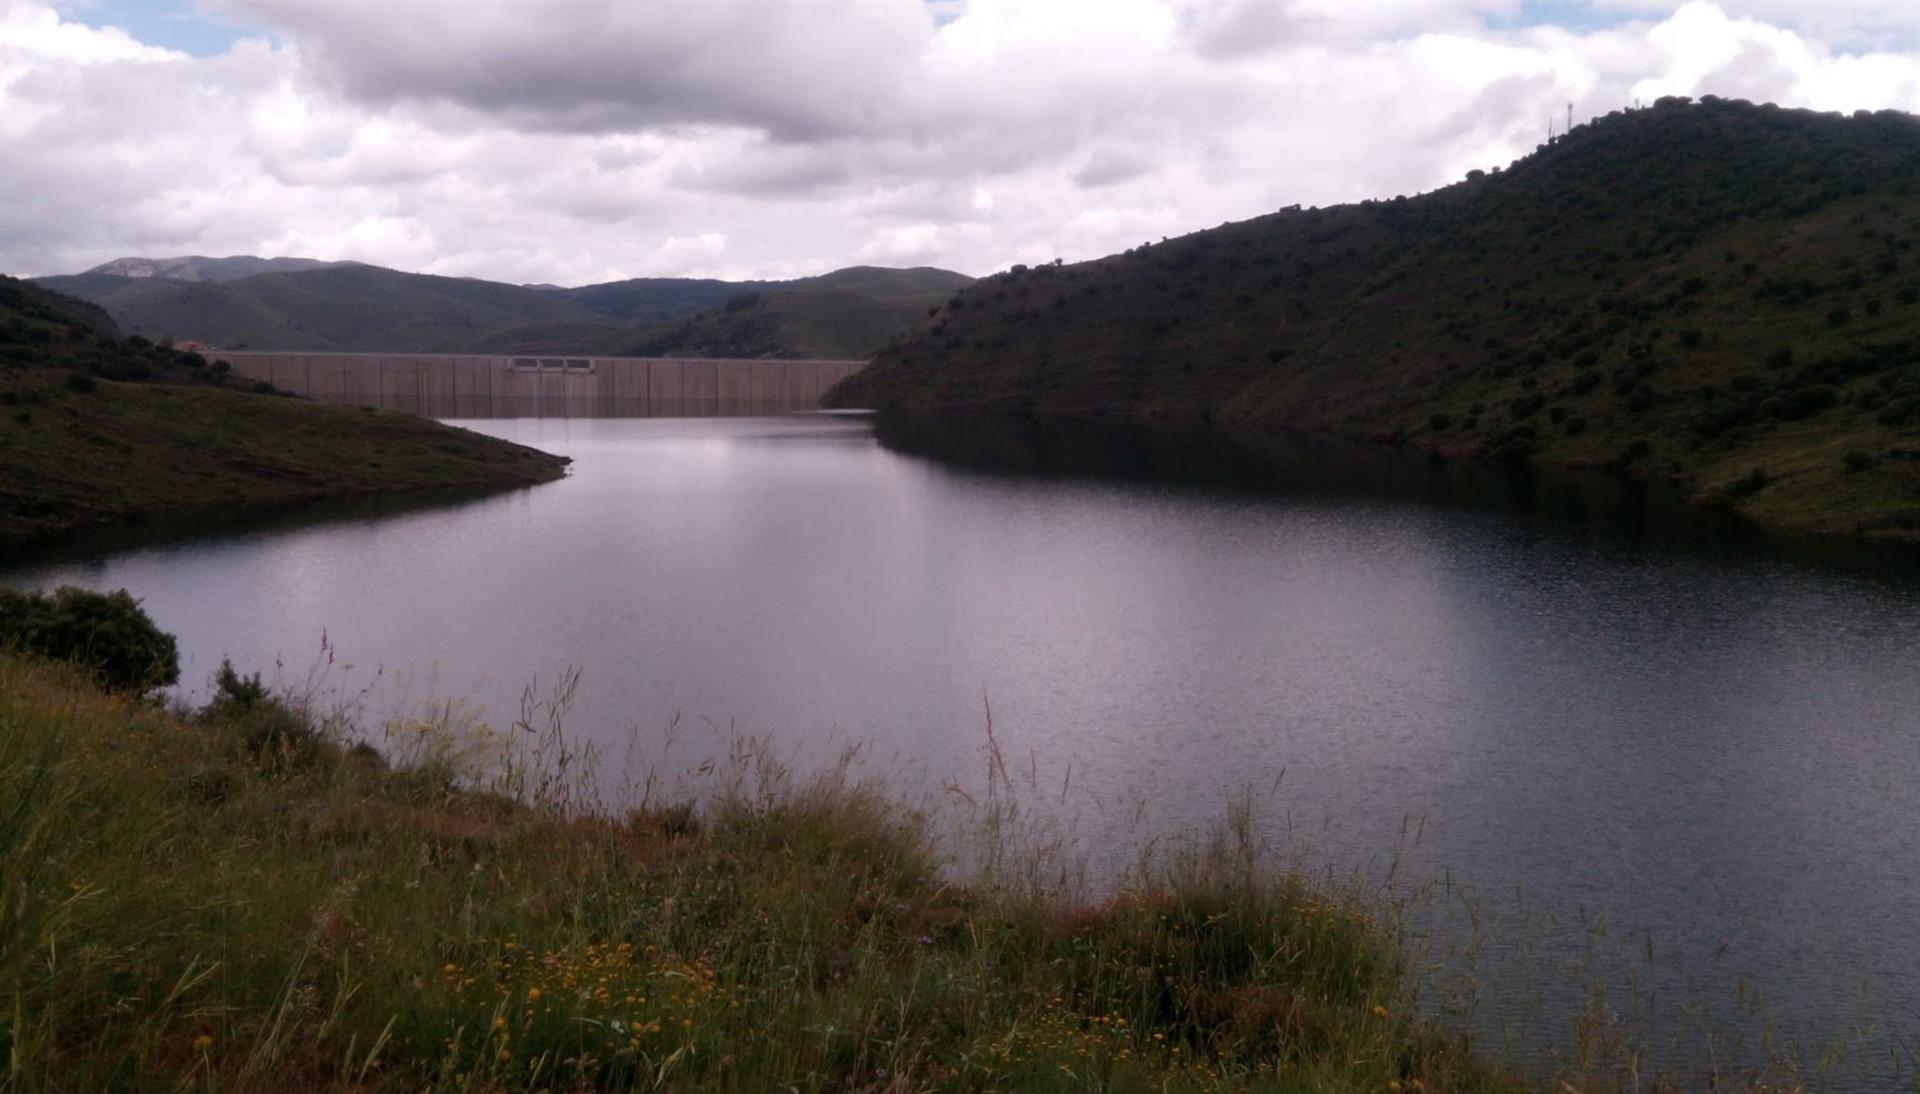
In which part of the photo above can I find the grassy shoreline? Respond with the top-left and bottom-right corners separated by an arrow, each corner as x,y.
0,651 -> 1535,1091
2,644 -> 1854,1091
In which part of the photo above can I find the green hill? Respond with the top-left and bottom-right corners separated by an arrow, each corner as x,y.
778,265 -> 976,301
0,277 -> 566,544
829,98 -> 1920,537
535,265 -> 973,354
37,263 -> 973,359
0,276 -> 118,339
589,268 -> 977,359
33,265 -> 599,352
545,275 -> 752,325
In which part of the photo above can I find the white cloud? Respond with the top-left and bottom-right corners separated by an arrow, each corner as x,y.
0,0 -> 1915,283
2,2 -> 182,63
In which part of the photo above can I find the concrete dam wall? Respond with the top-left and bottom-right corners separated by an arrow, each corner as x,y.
217,352 -> 865,418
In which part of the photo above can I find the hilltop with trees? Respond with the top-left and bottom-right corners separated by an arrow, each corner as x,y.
828,98 -> 1920,538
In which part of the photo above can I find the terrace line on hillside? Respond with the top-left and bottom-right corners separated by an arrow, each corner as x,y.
219,351 -> 865,417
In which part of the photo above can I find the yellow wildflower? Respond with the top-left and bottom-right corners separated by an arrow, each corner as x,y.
192,1034 -> 214,1051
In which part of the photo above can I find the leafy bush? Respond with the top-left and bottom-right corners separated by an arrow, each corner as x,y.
0,586 -> 178,692
204,658 -> 322,764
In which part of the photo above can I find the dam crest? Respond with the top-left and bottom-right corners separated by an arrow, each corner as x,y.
217,351 -> 864,417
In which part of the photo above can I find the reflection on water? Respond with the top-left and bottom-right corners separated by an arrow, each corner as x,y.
5,412 -> 1918,1085
873,412 -> 1920,579
376,397 -> 828,419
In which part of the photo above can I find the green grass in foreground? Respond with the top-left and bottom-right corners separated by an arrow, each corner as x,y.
4,648 -> 1839,1092
0,653 -> 1541,1092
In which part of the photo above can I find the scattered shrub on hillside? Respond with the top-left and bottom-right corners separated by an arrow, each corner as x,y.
88,357 -> 151,382
1727,467 -> 1771,497
1428,412 -> 1453,431
203,658 -> 323,765
1827,306 -> 1852,326
1842,450 -> 1877,472
1488,425 -> 1537,463
62,372 -> 95,394
0,586 -> 179,693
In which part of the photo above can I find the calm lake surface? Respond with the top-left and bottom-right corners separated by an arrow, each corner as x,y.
7,412 -> 1919,1084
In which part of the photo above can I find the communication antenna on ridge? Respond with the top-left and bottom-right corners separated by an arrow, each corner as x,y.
1567,102 -> 1573,134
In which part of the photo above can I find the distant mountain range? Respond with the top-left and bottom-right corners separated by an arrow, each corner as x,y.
35,261 -> 973,360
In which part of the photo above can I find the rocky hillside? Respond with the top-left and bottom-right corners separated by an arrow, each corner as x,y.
829,98 -> 1920,537
82,255 -> 350,282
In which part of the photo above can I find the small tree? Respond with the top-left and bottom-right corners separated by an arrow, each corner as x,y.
0,586 -> 179,693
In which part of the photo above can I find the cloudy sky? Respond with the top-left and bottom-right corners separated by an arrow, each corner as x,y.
2,0 -> 1915,285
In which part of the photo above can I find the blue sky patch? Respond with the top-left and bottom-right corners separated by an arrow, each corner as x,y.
57,0 -> 258,57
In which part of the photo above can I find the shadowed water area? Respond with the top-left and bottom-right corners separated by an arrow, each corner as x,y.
6,412 -> 1918,1085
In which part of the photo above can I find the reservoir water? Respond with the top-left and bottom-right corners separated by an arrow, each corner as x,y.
6,412 -> 1918,1085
